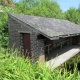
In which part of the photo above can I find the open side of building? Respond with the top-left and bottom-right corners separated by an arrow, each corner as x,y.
8,13 -> 80,68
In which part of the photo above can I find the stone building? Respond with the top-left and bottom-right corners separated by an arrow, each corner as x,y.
8,13 -> 80,63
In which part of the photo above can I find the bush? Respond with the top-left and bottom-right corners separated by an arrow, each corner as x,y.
0,48 -> 80,80
0,6 -> 14,47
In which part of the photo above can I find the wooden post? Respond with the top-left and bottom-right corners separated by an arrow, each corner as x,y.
67,40 -> 69,46
69,37 -> 72,45
48,45 -> 49,54
61,42 -> 62,49
44,44 -> 51,54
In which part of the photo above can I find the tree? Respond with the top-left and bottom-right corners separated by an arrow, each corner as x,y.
14,0 -> 63,19
77,4 -> 80,25
64,8 -> 80,24
77,4 -> 80,12
0,0 -> 14,6
0,5 -> 14,47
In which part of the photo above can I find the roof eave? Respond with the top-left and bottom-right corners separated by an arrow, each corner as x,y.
49,36 -> 59,40
8,13 -> 80,40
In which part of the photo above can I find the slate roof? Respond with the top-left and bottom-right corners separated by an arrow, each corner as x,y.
9,13 -> 80,40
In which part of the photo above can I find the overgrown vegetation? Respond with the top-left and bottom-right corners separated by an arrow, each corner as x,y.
0,48 -> 80,80
0,0 -> 80,79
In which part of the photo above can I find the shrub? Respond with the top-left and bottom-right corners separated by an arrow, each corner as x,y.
0,48 -> 80,80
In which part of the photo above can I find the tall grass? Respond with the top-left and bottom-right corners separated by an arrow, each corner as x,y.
0,47 -> 80,80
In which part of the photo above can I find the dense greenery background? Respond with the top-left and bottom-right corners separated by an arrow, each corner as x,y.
0,0 -> 80,47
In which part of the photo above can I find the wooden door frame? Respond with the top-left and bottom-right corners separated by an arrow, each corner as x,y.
22,33 -> 31,58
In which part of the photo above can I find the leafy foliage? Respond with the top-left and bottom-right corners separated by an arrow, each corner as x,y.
0,6 -> 14,47
0,48 -> 80,80
14,0 -> 63,18
0,0 -> 14,6
64,8 -> 80,24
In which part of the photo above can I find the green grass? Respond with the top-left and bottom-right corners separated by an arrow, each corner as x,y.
0,47 -> 80,80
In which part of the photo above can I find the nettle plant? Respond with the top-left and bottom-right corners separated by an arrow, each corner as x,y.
0,47 -> 80,80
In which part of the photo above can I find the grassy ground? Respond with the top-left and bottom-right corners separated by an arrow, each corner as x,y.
0,47 -> 80,80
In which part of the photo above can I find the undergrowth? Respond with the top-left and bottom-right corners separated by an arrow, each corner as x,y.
0,47 -> 80,80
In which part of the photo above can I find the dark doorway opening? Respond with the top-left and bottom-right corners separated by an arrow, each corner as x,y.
22,33 -> 31,58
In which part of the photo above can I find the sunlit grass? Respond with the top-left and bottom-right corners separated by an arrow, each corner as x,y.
0,47 -> 80,80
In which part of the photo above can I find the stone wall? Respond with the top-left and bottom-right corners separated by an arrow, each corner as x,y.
8,16 -> 30,49
8,15 -> 45,63
30,33 -> 45,62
